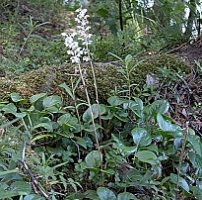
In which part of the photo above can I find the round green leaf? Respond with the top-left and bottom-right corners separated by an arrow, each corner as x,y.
83,104 -> 107,122
30,93 -> 47,104
85,150 -> 102,168
2,103 -> 17,114
131,128 -> 152,147
10,93 -> 23,102
136,150 -> 158,165
97,187 -> 116,200
43,95 -> 62,108
118,192 -> 138,200
107,96 -> 124,106
151,100 -> 169,114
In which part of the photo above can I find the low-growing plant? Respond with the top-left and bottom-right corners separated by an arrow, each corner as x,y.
1,1 -> 202,200
1,91 -> 202,199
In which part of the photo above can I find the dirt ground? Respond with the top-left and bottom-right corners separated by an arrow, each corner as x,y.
168,37 -> 202,135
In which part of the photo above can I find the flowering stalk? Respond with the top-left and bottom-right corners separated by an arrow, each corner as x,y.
62,7 -> 102,161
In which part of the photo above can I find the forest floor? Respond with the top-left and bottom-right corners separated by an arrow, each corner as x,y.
168,38 -> 202,135
1,0 -> 202,154
0,1 -> 202,199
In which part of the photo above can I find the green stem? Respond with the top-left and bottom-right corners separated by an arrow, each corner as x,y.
176,122 -> 189,195
77,63 -> 102,162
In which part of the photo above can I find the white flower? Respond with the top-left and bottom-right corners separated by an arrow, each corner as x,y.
62,6 -> 92,64
83,56 -> 90,62
61,32 -> 67,37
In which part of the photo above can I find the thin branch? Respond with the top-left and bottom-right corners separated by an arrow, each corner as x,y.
19,160 -> 49,199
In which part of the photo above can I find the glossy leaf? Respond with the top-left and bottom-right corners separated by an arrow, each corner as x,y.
132,128 -> 152,147
170,173 -> 190,192
83,104 -> 107,122
188,135 -> 202,156
118,192 -> 138,200
10,93 -> 23,102
43,95 -> 62,108
85,150 -> 102,168
107,96 -> 124,106
97,187 -> 116,200
136,150 -> 158,165
30,93 -> 47,104
2,103 -> 17,114
127,98 -> 143,118
150,100 -> 169,114
157,113 -> 182,132
24,194 -> 45,200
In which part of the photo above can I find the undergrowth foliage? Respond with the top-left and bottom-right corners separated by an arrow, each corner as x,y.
1,3 -> 202,200
1,92 -> 202,199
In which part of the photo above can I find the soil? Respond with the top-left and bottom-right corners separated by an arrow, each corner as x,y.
171,37 -> 202,63
167,37 -> 202,135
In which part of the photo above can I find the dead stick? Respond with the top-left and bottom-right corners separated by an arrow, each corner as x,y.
19,160 -> 49,199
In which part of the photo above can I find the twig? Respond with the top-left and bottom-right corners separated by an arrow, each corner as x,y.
166,42 -> 188,54
19,160 -> 49,199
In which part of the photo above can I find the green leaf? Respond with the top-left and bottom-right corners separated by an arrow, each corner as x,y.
85,150 -> 102,168
57,113 -> 79,130
0,169 -> 18,177
131,128 -> 152,147
0,190 -> 18,199
2,103 -> 17,114
83,104 -> 107,122
107,96 -> 124,106
114,111 -> 128,122
24,194 -> 45,200
191,186 -> 202,199
83,123 -> 102,132
188,135 -> 202,156
10,93 -> 23,102
33,123 -> 53,132
74,137 -> 87,149
170,173 -> 190,192
118,192 -> 138,200
136,150 -> 158,165
150,100 -> 169,114
14,112 -> 26,118
30,93 -> 47,104
45,106 -> 60,113
43,95 -> 62,108
157,113 -> 182,132
59,83 -> 75,100
11,181 -> 32,195
58,113 -> 72,125
121,99 -> 143,118
112,134 -> 137,156
97,187 -> 116,200
125,54 -> 133,66
188,152 -> 202,169
31,134 -> 53,143
85,190 -> 99,200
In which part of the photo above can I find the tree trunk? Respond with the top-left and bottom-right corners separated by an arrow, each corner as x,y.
184,0 -> 197,39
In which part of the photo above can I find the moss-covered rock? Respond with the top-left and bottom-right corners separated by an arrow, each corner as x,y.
0,53 -> 190,103
130,53 -> 190,83
0,62 -> 124,103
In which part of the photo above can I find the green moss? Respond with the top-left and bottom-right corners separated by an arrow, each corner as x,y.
0,53 -> 190,103
131,53 -> 190,84
0,63 -> 124,103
